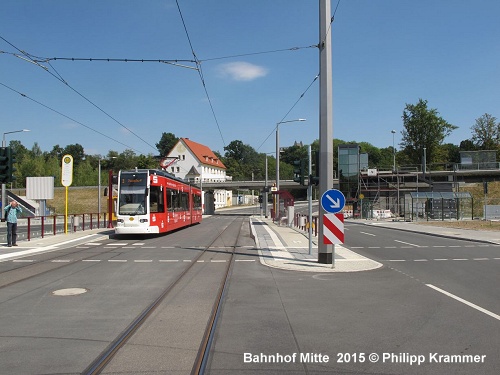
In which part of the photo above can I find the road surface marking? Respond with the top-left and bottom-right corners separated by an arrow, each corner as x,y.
395,240 -> 420,247
426,284 -> 500,321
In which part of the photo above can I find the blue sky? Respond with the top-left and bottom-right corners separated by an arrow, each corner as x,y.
1,0 -> 499,158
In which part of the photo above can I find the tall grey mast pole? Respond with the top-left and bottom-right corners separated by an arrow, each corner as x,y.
318,0 -> 334,264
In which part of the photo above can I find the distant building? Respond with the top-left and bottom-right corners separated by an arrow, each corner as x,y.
166,137 -> 231,209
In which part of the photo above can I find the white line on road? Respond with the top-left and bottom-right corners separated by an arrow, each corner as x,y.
395,240 -> 420,247
360,232 -> 376,237
426,284 -> 500,321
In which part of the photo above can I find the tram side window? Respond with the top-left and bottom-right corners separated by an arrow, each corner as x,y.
167,189 -> 178,212
180,192 -> 189,211
150,186 -> 164,213
193,194 -> 202,210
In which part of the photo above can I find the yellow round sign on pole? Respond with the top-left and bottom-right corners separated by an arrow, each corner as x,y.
61,154 -> 73,233
61,155 -> 73,187
359,193 -> 364,200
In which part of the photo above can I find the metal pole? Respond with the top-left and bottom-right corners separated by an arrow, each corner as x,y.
108,169 -> 113,228
391,130 -> 396,171
275,124 -> 280,220
308,145 -> 313,255
1,137 -> 5,221
318,0 -> 333,264
98,158 -> 101,220
264,156 -> 268,218
423,147 -> 427,177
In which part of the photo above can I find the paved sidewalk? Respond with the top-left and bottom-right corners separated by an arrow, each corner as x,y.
250,216 -> 383,273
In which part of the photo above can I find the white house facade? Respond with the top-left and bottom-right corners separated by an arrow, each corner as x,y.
166,138 -> 232,209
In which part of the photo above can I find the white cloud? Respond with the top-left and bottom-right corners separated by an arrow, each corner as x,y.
217,62 -> 269,81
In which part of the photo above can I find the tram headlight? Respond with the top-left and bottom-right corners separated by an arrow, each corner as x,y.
139,219 -> 148,223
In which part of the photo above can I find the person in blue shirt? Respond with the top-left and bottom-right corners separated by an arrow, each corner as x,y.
4,200 -> 22,247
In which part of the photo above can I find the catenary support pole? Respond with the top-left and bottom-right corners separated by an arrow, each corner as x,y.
318,0 -> 334,263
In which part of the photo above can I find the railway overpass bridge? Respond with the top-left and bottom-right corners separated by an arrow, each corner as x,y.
199,166 -> 500,192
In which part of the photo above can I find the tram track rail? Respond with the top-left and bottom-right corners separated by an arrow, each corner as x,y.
82,216 -> 245,375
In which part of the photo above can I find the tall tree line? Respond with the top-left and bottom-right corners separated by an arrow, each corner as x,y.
6,100 -> 499,188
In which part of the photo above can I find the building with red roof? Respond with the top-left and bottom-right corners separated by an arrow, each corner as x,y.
166,138 -> 231,208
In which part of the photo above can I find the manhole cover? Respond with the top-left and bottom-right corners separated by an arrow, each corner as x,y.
52,288 -> 88,296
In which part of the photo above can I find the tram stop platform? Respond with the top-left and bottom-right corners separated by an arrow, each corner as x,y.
250,216 -> 383,273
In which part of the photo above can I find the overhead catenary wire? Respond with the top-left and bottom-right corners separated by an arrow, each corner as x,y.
1,35 -> 159,153
175,0 -> 226,148
0,81 -> 144,155
319,0 -> 341,49
256,74 -> 319,152
2,1 -> 333,156
199,45 -> 318,62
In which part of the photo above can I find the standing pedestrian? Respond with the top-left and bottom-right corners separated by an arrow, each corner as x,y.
4,200 -> 22,247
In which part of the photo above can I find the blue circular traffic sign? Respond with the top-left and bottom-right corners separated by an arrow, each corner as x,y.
321,189 -> 346,213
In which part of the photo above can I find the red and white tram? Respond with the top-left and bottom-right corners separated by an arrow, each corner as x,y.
115,169 -> 202,235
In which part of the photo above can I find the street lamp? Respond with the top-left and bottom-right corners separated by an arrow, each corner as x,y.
2,129 -> 30,147
391,130 -> 396,171
275,119 -> 305,220
2,129 -> 30,220
275,119 -> 306,191
391,130 -> 400,219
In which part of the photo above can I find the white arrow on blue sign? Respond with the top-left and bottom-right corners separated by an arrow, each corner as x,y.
321,189 -> 346,213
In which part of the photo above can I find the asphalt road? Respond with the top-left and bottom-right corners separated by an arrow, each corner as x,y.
208,209 -> 499,374
0,211 -> 498,374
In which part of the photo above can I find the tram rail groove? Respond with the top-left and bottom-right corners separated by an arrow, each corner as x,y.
82,217 -> 245,375
191,220 -> 242,375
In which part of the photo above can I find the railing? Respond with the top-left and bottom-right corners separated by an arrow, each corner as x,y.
22,213 -> 113,241
293,213 -> 319,237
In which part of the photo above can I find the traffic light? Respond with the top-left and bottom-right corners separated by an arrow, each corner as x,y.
0,147 -> 7,183
310,151 -> 320,186
258,195 -> 263,203
293,159 -> 306,186
6,147 -> 17,183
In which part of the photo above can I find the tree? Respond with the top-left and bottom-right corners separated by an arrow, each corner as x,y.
156,132 -> 178,156
223,140 -> 260,180
471,113 -> 499,150
400,99 -> 457,166
62,144 -> 85,166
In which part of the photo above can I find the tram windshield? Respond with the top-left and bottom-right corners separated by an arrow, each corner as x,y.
118,172 -> 148,215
